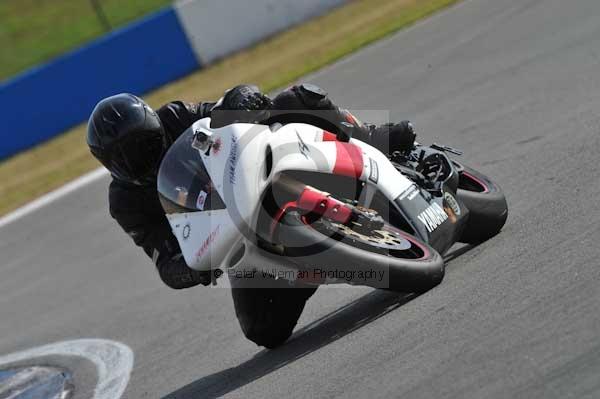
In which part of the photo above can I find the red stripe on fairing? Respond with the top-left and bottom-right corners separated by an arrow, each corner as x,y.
333,141 -> 363,178
320,129 -> 364,178
322,130 -> 337,141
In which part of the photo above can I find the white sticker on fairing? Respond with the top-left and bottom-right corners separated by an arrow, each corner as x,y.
417,202 -> 448,233
196,190 -> 208,210
369,158 -> 379,183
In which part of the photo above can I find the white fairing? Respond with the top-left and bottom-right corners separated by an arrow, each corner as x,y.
165,118 -> 414,271
166,209 -> 240,271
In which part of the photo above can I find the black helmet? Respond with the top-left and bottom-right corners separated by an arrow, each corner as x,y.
87,93 -> 171,185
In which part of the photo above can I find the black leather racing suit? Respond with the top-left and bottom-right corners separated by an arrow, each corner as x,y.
107,89 -> 321,348
109,100 -> 215,289
107,84 -> 412,347
108,84 -> 395,290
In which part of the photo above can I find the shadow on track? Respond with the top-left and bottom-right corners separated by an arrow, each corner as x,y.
163,243 -> 476,399
443,243 -> 474,263
162,289 -> 415,399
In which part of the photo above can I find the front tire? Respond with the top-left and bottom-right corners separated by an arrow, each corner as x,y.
456,165 -> 508,244
276,211 -> 445,293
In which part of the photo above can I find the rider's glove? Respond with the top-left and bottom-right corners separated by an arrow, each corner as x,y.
236,91 -> 273,111
156,253 -> 214,289
218,84 -> 273,110
211,85 -> 273,128
369,120 -> 417,155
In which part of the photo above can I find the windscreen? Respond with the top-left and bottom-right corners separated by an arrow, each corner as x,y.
157,129 -> 225,214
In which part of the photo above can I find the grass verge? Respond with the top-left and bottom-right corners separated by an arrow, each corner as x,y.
0,0 -> 172,81
0,0 -> 459,217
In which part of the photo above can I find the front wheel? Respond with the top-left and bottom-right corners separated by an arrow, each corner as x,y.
275,211 -> 445,293
456,165 -> 508,244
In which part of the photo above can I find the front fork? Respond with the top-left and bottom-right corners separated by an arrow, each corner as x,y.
267,174 -> 383,239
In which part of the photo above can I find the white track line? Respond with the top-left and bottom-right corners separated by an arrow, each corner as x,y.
0,167 -> 108,229
0,339 -> 134,399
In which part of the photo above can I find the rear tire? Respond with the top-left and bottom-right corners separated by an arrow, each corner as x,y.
456,165 -> 508,244
276,211 -> 445,293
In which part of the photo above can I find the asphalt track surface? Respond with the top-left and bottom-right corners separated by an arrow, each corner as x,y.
2,0 -> 600,397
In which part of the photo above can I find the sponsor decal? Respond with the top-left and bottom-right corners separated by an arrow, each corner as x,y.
195,225 -> 221,258
296,130 -> 310,159
443,191 -> 461,216
182,223 -> 191,240
369,158 -> 379,183
196,190 -> 208,210
211,137 -> 222,156
227,136 -> 239,184
399,185 -> 420,201
417,202 -> 448,233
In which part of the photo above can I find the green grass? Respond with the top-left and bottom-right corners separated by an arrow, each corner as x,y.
0,0 -> 460,217
0,0 -> 171,81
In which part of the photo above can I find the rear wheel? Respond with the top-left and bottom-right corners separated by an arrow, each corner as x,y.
276,210 -> 445,293
456,165 -> 508,244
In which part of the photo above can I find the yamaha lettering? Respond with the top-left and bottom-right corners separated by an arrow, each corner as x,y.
395,185 -> 438,240
417,203 -> 448,233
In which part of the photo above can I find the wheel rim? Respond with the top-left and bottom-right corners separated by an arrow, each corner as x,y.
306,217 -> 428,260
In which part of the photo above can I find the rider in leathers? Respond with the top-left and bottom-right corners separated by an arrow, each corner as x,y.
86,84 -> 416,348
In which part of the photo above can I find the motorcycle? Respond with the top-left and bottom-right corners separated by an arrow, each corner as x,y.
157,117 -> 508,292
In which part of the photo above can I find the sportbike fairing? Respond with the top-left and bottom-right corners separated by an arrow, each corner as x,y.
157,130 -> 225,214
157,118 -> 466,272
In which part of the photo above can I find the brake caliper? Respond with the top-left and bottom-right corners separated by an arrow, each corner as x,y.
348,206 -> 385,235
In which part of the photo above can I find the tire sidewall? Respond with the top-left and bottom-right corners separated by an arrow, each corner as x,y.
276,211 -> 445,292
457,165 -> 508,243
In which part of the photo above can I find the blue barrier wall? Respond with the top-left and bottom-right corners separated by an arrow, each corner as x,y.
0,7 -> 199,160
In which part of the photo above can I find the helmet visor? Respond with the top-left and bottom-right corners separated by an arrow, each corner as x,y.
102,131 -> 167,184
